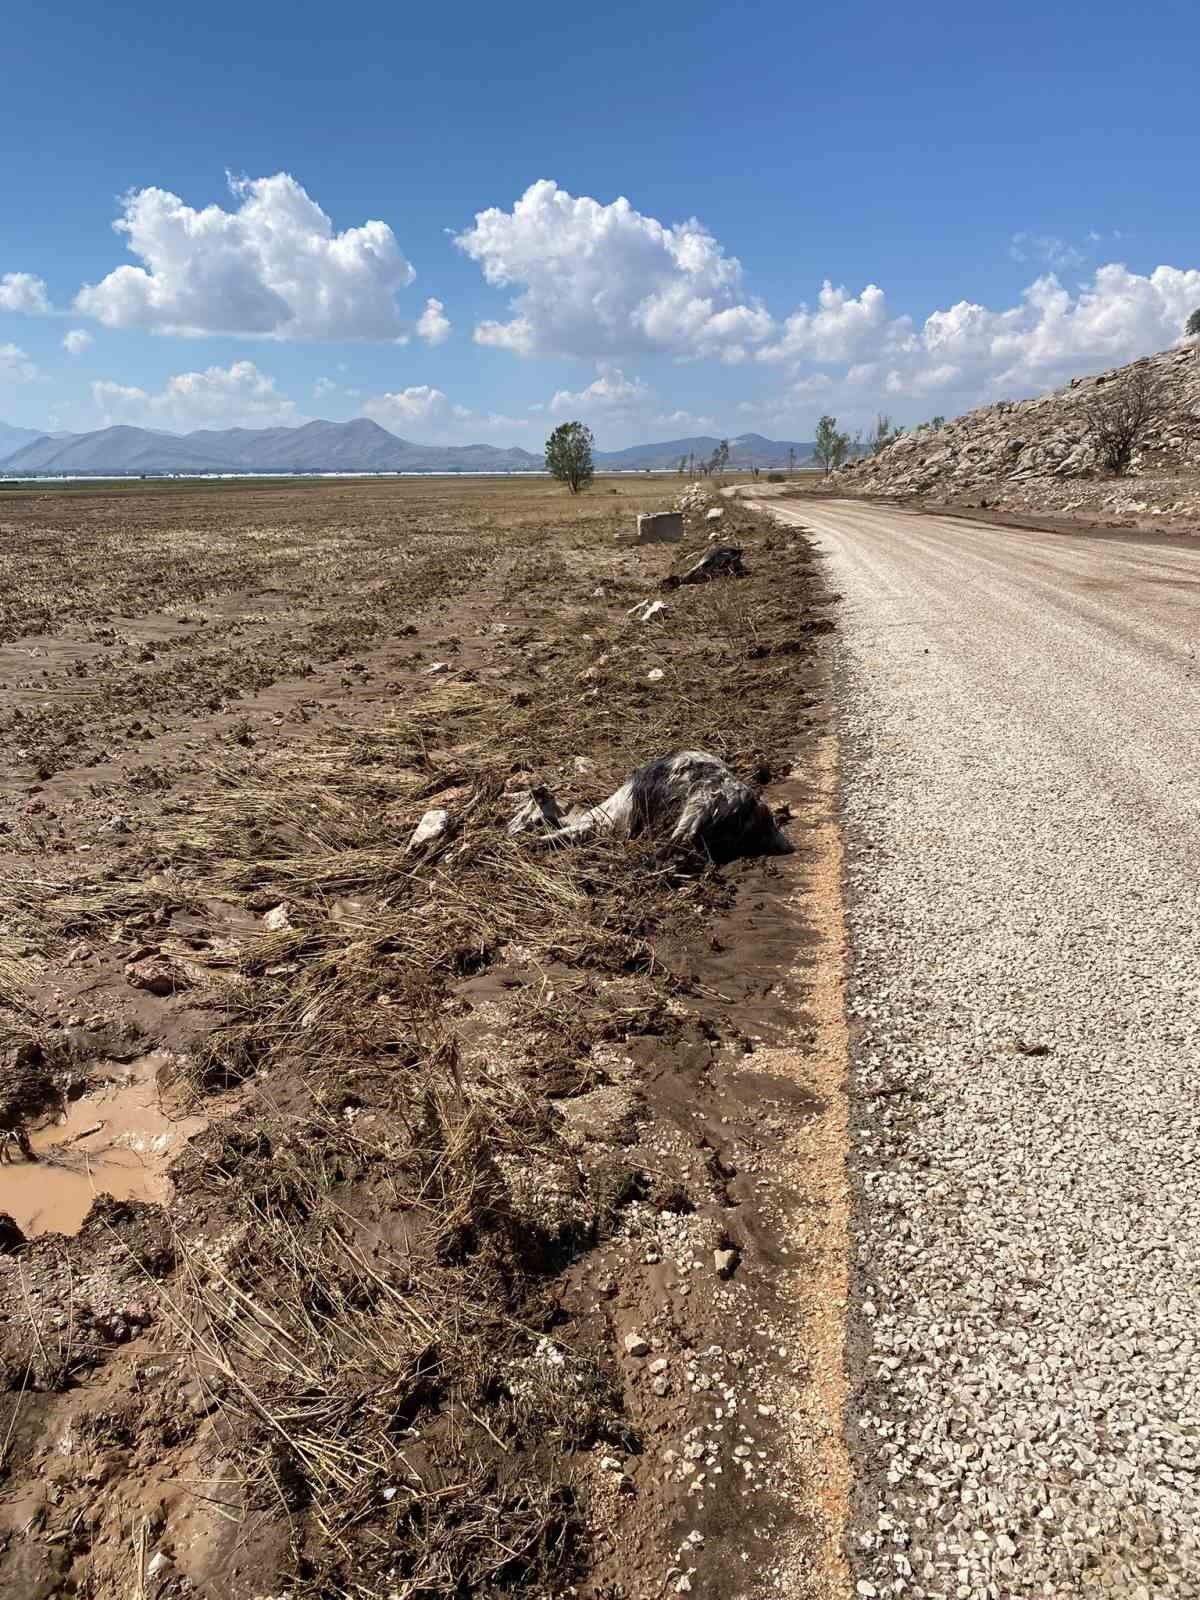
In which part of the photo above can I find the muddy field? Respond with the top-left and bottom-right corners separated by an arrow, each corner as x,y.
0,475 -> 845,1600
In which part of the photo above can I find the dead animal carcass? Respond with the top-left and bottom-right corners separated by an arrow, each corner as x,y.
661,546 -> 746,590
510,751 -> 791,861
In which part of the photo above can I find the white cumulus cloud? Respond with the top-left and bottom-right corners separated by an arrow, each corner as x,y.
549,365 -> 650,415
75,173 -> 420,342
62,328 -> 94,356
0,273 -> 52,315
758,282 -> 898,365
756,261 -> 1200,425
363,385 -> 449,428
416,297 -> 451,345
0,343 -> 40,381
454,179 -> 773,361
91,359 -> 301,429
361,386 -> 528,438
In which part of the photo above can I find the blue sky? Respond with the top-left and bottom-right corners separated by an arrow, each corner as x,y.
2,0 -> 1199,447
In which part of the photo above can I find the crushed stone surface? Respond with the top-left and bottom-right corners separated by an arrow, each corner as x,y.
770,499 -> 1200,1598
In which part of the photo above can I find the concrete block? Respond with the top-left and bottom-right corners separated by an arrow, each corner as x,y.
636,511 -> 684,544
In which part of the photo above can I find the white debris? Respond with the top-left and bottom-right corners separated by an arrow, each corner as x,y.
627,598 -> 670,624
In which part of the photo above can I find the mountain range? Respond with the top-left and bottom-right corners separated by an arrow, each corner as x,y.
0,418 -> 814,477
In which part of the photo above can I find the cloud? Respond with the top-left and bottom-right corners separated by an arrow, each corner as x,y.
653,409 -> 718,431
549,364 -> 650,415
1009,232 -> 1086,270
755,261 -> 1200,424
416,297 -> 451,345
758,282 -> 899,364
0,343 -> 40,381
0,273 -> 51,315
62,328 -> 94,356
91,359 -> 301,428
361,386 -> 528,438
362,385 -> 449,428
75,173 -> 420,341
454,179 -> 773,360
313,376 -> 337,398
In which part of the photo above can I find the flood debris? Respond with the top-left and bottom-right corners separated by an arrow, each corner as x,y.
662,546 -> 747,590
627,598 -> 670,624
0,1212 -> 25,1252
517,750 -> 792,860
506,784 -> 567,836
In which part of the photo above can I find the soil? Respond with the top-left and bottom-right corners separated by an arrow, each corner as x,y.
0,475 -> 847,1600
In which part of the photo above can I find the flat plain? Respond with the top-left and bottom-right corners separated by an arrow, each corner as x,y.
0,475 -> 847,1600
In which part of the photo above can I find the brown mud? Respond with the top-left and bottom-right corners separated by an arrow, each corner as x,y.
0,476 -> 847,1600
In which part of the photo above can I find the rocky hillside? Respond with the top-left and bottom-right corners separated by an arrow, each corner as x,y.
835,343 -> 1200,524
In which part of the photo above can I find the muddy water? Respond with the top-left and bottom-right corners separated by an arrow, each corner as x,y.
0,1053 -> 205,1237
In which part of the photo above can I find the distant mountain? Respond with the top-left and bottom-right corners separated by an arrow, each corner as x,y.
0,417 -> 813,477
0,418 -> 542,476
596,432 -> 814,471
0,420 -> 60,457
1,426 -> 236,475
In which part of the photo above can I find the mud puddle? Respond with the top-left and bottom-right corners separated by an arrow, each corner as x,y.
0,1052 -> 205,1236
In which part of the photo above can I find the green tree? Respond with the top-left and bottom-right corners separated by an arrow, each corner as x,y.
871,412 -> 904,453
545,421 -> 595,494
1187,308 -> 1200,337
678,455 -> 688,475
787,446 -> 797,476
708,439 -> 731,477
813,414 -> 850,475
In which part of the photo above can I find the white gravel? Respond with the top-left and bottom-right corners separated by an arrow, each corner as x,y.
771,501 -> 1200,1598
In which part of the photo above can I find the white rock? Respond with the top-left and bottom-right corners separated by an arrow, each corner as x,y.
406,807 -> 450,852
625,1332 -> 650,1357
263,904 -> 290,932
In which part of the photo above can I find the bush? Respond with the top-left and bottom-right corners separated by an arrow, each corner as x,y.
766,472 -> 785,483
1082,366 -> 1167,476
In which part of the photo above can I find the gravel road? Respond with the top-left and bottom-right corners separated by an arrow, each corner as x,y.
761,500 -> 1200,1598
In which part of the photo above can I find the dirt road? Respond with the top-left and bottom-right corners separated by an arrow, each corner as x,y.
759,498 -> 1200,1596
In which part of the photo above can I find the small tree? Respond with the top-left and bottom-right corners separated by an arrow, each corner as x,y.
678,455 -> 687,475
813,414 -> 850,475
871,412 -> 904,454
1081,366 -> 1167,476
545,421 -> 595,494
787,446 -> 796,477
1187,308 -> 1200,338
